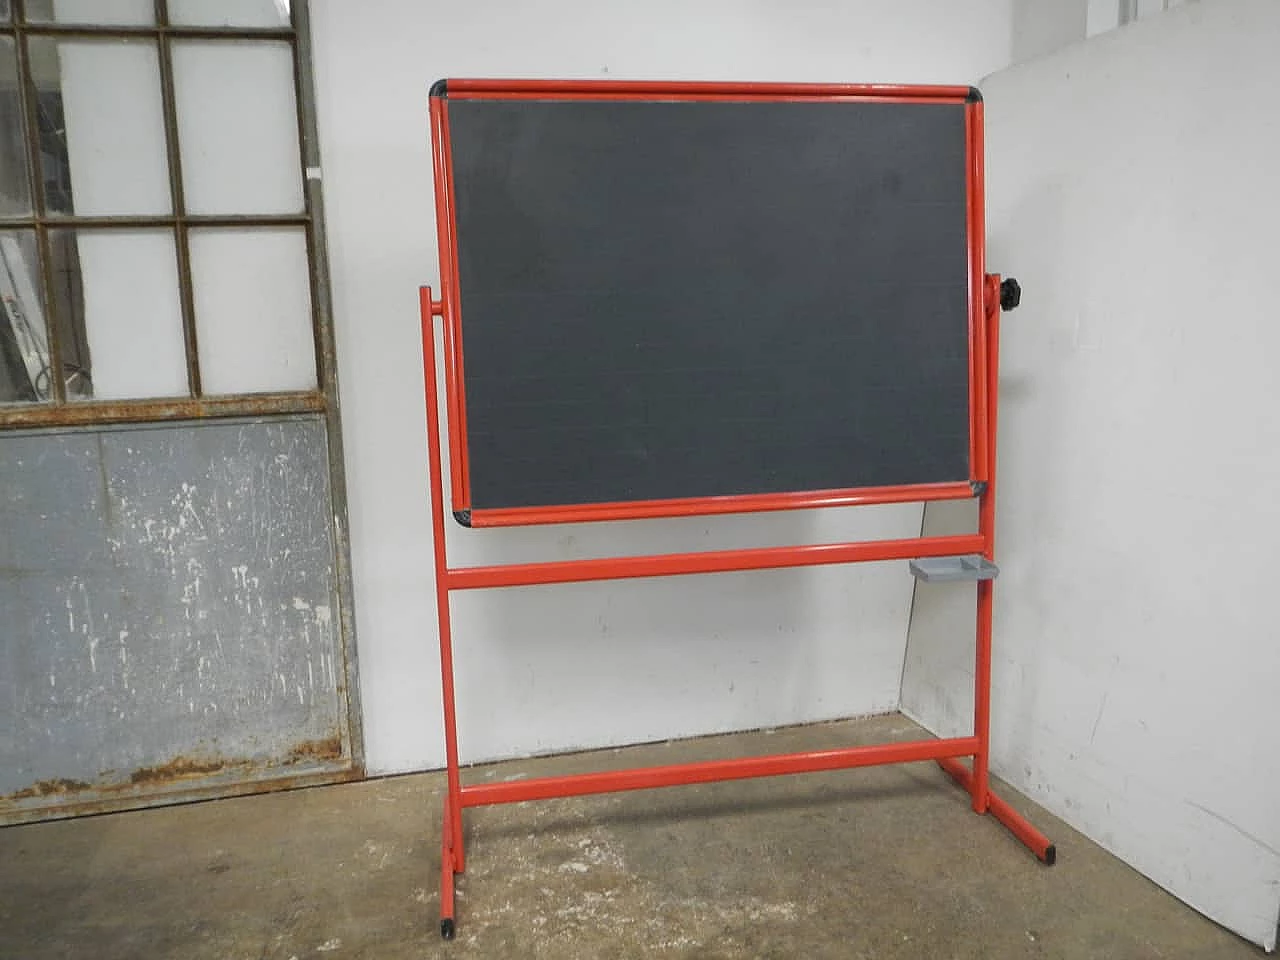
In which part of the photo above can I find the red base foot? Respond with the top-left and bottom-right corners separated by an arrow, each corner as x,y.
938,757 -> 1055,864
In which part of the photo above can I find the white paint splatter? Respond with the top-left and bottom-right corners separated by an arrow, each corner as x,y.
292,597 -> 311,611
314,605 -> 331,627
88,636 -> 99,673
316,939 -> 342,952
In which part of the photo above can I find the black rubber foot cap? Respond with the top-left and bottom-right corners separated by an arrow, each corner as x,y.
441,918 -> 456,940
1044,844 -> 1057,866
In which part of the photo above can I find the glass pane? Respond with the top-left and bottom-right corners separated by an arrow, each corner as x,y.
0,2 -> 10,22
54,229 -> 188,401
0,230 -> 51,403
24,37 -> 71,214
28,39 -> 171,217
190,228 -> 315,394
0,37 -> 32,219
168,0 -> 290,28
24,0 -> 155,25
173,41 -> 303,215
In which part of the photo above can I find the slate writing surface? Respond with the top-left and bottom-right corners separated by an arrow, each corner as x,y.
445,97 -> 971,511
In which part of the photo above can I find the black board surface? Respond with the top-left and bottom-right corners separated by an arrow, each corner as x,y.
444,96 -> 972,513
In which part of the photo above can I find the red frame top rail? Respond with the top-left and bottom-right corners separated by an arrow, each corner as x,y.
441,78 -> 978,102
428,78 -> 989,528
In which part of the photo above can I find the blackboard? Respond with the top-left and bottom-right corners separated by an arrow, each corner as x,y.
437,87 -> 977,522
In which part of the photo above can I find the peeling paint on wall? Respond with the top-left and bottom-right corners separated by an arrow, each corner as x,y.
0,415 -> 349,817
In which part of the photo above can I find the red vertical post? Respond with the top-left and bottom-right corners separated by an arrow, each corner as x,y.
970,94 -> 994,815
420,286 -> 466,895
972,272 -> 1000,817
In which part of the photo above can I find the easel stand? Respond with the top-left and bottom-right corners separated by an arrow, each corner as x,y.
419,272 -> 1053,941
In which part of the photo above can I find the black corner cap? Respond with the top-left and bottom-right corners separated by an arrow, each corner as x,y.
453,509 -> 472,528
966,86 -> 983,103
1043,844 -> 1057,866
440,918 -> 456,940
1000,277 -> 1022,311
970,480 -> 988,498
430,79 -> 448,98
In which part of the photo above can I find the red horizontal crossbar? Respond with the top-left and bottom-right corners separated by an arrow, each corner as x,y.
446,533 -> 985,590
461,736 -> 981,807
469,481 -> 976,528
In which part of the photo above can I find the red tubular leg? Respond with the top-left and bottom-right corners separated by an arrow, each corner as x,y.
938,758 -> 1056,864
935,271 -> 1056,866
973,277 -> 1000,813
422,287 -> 465,880
439,797 -> 457,939
972,576 -> 993,813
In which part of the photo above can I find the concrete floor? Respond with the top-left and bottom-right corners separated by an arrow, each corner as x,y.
0,715 -> 1264,960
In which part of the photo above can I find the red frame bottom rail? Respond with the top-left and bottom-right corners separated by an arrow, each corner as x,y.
420,276 -> 1053,942
448,533 -> 986,590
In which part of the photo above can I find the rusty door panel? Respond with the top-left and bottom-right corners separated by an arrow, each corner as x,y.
0,416 -> 358,824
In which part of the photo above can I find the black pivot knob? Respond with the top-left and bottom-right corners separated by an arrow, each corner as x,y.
999,278 -> 1021,311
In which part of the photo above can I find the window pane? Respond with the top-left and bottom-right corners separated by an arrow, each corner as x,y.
0,2 -> 10,22
24,0 -> 154,25
168,0 -> 290,28
24,37 -> 71,214
45,229 -> 88,397
28,39 -> 171,217
0,230 -> 50,403
55,229 -> 188,401
191,228 -> 315,394
0,37 -> 32,219
173,41 -> 303,216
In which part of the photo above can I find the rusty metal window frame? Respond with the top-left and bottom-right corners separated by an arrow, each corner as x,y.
0,0 -> 333,428
0,0 -> 366,783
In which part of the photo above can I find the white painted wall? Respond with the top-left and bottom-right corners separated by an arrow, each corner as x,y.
1013,0 -> 1087,62
901,0 -> 1280,949
1088,0 -> 1200,38
1012,0 -> 1203,60
309,0 -> 1016,775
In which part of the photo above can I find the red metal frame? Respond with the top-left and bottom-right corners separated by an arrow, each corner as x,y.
421,80 -> 1053,940
468,482 -> 976,529
428,96 -> 468,508
428,78 -> 988,528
